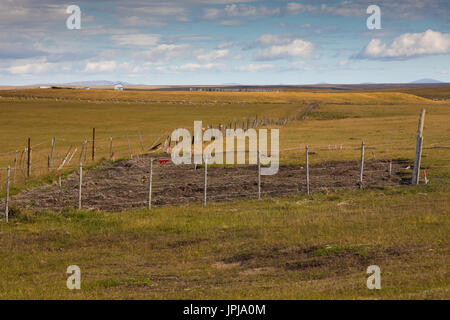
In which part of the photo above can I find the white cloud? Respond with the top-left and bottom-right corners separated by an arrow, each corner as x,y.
116,5 -> 190,26
203,3 -> 280,24
134,44 -> 193,64
7,61 -> 59,74
216,41 -> 234,49
197,49 -> 229,62
358,29 -> 450,60
118,16 -> 166,27
253,38 -> 315,61
235,63 -> 274,72
84,60 -> 118,72
285,3 -> 316,15
224,4 -> 280,17
319,3 -> 363,17
255,34 -> 294,47
158,63 -> 225,72
288,61 -> 314,71
203,8 -> 222,20
111,34 -> 161,46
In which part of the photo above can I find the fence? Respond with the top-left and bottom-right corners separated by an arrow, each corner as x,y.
1,109 -> 450,220
1,138 -> 449,218
0,108 -> 318,190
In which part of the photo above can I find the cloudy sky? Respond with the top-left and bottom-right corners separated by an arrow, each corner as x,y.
1,0 -> 449,85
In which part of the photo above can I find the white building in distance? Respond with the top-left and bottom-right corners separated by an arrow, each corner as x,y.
114,84 -> 124,91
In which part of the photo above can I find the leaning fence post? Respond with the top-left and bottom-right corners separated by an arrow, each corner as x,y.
127,134 -> 133,159
305,145 -> 310,195
139,132 -> 145,152
257,150 -> 261,199
359,141 -> 365,189
21,147 -> 26,177
203,157 -> 208,207
5,166 -> 10,223
78,163 -> 82,210
388,159 -> 392,177
79,139 -> 87,164
13,150 -> 17,185
50,137 -> 55,167
92,128 -> 95,161
27,138 -> 31,177
147,158 -> 153,210
412,109 -> 425,184
415,136 -> 424,184
109,137 -> 113,159
84,140 -> 89,164
29,147 -> 32,177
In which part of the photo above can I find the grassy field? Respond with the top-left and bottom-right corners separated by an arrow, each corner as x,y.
0,184 -> 448,299
0,87 -> 449,299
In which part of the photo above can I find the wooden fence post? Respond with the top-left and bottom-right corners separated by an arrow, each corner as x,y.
50,137 -> 55,167
359,141 -> 365,189
5,166 -> 10,223
92,128 -> 95,161
203,157 -> 208,207
78,163 -> 82,210
29,147 -> 32,176
139,132 -> 145,152
412,109 -> 425,184
127,134 -> 133,159
257,150 -> 261,199
13,151 -> 17,185
19,149 -> 25,177
389,159 -> 392,177
79,139 -> 87,164
148,158 -> 153,210
109,137 -> 113,159
305,145 -> 310,195
84,141 -> 89,164
27,138 -> 31,177
415,136 -> 424,184
66,148 -> 77,168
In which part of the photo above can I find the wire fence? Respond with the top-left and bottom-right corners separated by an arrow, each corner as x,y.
0,108 -> 449,218
0,135 -> 448,218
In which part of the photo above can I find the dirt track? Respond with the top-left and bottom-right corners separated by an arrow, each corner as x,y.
3,154 -> 408,212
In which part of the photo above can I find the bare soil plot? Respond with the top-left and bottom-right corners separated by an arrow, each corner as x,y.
3,155 -> 409,212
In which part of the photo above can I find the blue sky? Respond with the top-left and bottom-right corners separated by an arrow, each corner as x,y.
1,0 -> 449,85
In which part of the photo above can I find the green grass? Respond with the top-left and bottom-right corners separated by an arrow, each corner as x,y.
0,88 -> 449,299
0,182 -> 448,299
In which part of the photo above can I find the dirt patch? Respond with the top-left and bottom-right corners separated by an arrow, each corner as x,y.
166,239 -> 207,249
219,244 -> 421,276
212,262 -> 241,270
2,154 -> 407,212
239,267 -> 276,276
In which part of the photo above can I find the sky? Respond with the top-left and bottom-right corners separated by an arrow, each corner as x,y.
0,0 -> 449,85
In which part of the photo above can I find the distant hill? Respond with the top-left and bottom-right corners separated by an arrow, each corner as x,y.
410,78 -> 444,84
34,80 -> 139,87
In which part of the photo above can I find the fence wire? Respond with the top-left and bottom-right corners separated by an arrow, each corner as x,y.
0,134 -> 449,214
